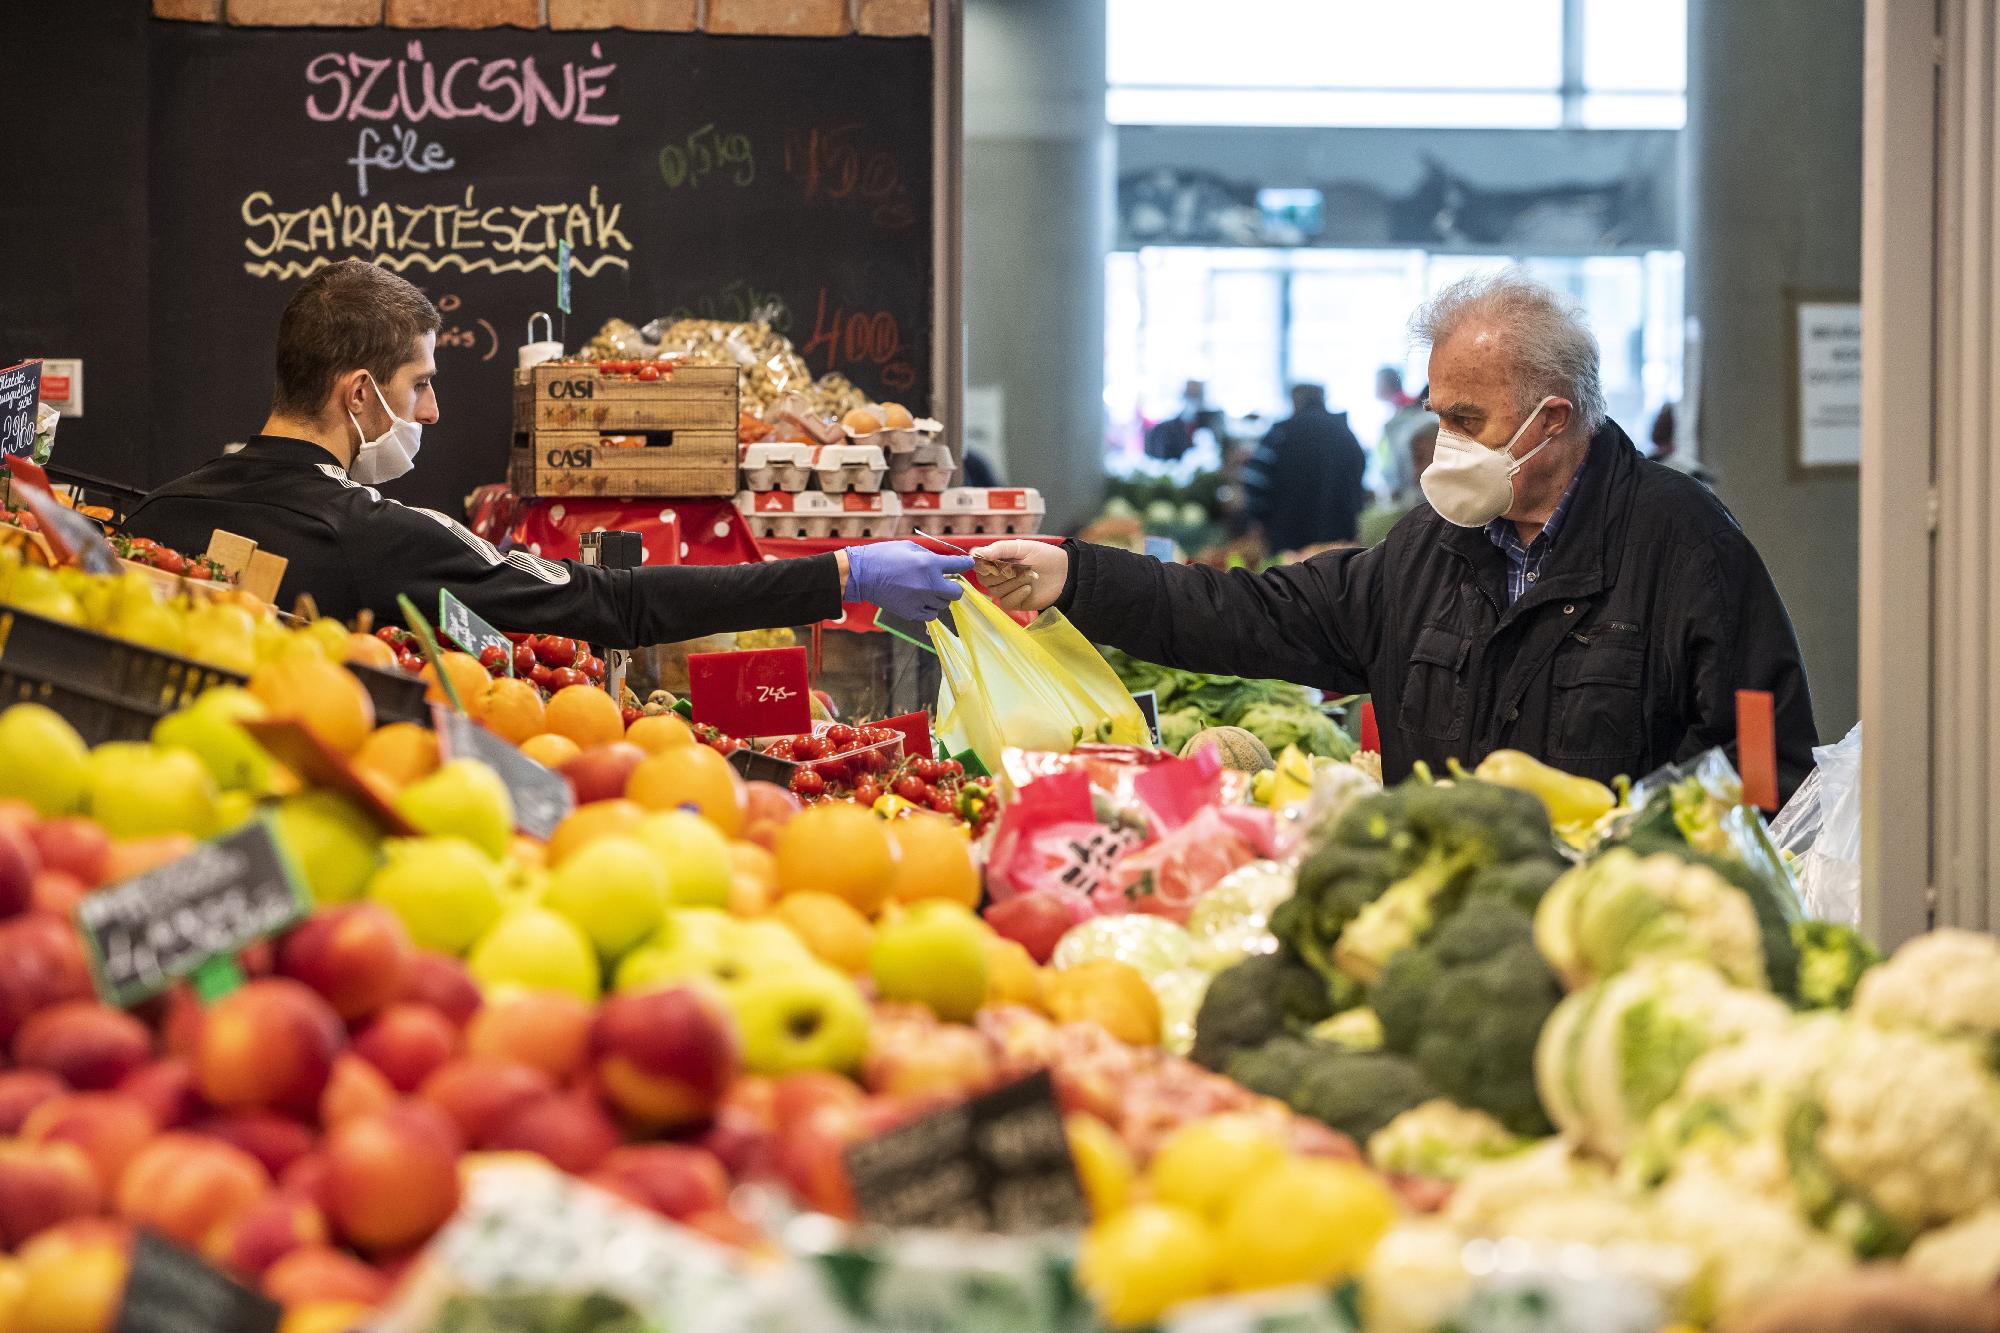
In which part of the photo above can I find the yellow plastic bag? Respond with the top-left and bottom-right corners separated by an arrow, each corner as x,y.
929,584 -> 1149,774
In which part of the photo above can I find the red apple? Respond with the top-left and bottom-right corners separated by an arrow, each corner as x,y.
739,782 -> 800,851
0,914 -> 96,1044
560,742 -> 648,806
395,952 -> 482,1028
0,1137 -> 103,1247
590,987 -> 739,1130
195,979 -> 345,1117
351,1003 -> 458,1093
204,1190 -> 328,1279
0,821 -> 39,919
771,1070 -> 865,1134
29,869 -> 87,917
416,1057 -> 552,1145
589,1144 -> 729,1221
192,1111 -> 316,1180
322,1100 -> 463,1254
23,1091 -> 158,1191
277,904 -> 413,1022
983,893 -> 1084,965
481,1091 -> 621,1173
12,1000 -> 153,1090
28,816 -> 112,888
117,1058 -> 204,1129
319,1053 -> 397,1130
0,1068 -> 68,1134
696,1076 -> 779,1180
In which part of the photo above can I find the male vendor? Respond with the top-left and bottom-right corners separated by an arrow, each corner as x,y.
124,260 -> 966,643
977,270 -> 1816,797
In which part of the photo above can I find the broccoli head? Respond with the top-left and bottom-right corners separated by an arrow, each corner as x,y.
1374,897 -> 1563,1136
1792,920 -> 1881,1010
1188,948 -> 1337,1073
1225,1039 -> 1438,1143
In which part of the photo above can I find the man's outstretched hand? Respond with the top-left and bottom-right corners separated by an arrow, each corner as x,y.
972,540 -> 1069,613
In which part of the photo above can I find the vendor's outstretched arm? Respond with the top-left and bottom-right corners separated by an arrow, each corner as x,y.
976,539 -> 1378,694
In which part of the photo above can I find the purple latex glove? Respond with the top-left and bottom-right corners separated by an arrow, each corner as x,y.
844,541 -> 975,621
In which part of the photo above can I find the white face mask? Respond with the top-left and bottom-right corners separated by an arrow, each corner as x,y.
347,378 -> 422,484
1420,395 -> 1559,528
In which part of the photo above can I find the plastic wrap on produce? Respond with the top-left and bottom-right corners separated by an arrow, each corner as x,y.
780,1215 -> 1091,1333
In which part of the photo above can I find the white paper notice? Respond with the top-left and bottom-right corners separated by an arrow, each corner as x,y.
1797,301 -> 1862,467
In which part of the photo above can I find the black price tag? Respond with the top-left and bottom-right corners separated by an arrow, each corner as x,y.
437,588 -> 511,674
116,1230 -> 281,1333
844,1070 -> 1089,1234
1131,690 -> 1161,747
75,819 -> 310,1010
436,707 -> 575,840
0,360 -> 41,459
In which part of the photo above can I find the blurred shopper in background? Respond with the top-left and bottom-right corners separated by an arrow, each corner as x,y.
1371,365 -> 1430,503
1144,378 -> 1225,461
1240,382 -> 1369,552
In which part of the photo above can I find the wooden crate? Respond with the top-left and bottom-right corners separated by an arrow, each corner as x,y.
510,430 -> 739,499
513,363 -> 738,433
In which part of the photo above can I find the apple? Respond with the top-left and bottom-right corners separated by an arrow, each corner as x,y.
351,1003 -> 459,1093
631,811 -> 733,909
481,1090 -> 620,1172
0,703 -> 90,817
20,1092 -> 158,1192
869,903 -> 990,1022
395,951 -> 483,1028
26,816 -> 110,888
11,1000 -> 153,1090
591,987 -> 740,1130
322,1100 -> 463,1253
86,743 -> 219,839
270,791 -> 384,908
318,1052 -> 398,1129
151,686 -> 273,793
195,979 -> 345,1117
862,1019 -> 997,1099
543,835 -> 667,959
696,1077 -> 779,1180
278,903 -> 414,1022
417,1057 -> 553,1144
0,822 -> 38,919
392,760 -> 514,861
464,991 -> 591,1083
0,914 -> 96,1044
464,906 -> 600,1003
724,964 -> 870,1077
588,1144 -> 729,1221
117,1058 -> 203,1129
190,1110 -> 316,1180
0,1068 -> 68,1133
738,781 -> 800,852
559,742 -> 647,806
116,1132 -> 272,1251
366,837 -> 506,957
30,869 -> 86,917
0,1137 -> 103,1249
984,894 -> 1084,965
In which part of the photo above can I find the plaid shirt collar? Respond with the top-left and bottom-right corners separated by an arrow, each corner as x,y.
1486,454 -> 1588,604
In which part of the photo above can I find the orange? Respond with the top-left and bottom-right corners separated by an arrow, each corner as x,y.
480,677 -> 547,745
727,842 -> 777,917
281,1303 -> 380,1333
352,721 -> 440,788
985,937 -> 1045,1012
774,802 -> 897,916
1042,961 -> 1161,1046
624,713 -> 695,754
545,798 -> 647,867
249,657 -> 376,757
422,651 -> 493,712
544,685 -> 623,750
343,633 -> 397,670
625,745 -> 743,836
13,1241 -> 128,1333
771,890 -> 875,974
518,732 -> 582,769
885,813 -> 980,908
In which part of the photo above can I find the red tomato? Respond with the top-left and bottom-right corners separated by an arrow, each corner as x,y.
636,364 -> 662,382
533,636 -> 578,667
513,643 -> 537,676
529,664 -> 558,690
548,666 -> 590,691
148,548 -> 188,575
579,655 -> 605,679
478,644 -> 510,674
621,706 -> 645,728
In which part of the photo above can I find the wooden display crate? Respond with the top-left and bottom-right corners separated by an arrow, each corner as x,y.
513,363 -> 738,432
510,430 -> 739,499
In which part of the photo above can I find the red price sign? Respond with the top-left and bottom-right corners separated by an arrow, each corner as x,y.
878,710 -> 932,763
688,647 -> 812,739
1735,689 -> 1779,812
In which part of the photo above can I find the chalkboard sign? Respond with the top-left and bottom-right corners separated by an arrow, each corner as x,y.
0,360 -> 40,459
435,706 -> 575,839
1131,690 -> 1160,747
844,1071 -> 1089,1234
438,588 -> 511,673
147,24 -> 934,520
76,819 -> 311,1009
117,1230 -> 281,1333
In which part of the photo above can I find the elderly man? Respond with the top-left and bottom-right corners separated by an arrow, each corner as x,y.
980,270 -> 1816,796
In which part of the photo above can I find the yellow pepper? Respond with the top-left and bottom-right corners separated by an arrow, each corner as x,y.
1471,749 -> 1616,842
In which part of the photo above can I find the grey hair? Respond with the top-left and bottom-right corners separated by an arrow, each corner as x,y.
1409,268 -> 1607,436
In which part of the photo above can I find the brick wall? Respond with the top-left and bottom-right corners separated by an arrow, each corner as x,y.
157,0 -> 929,35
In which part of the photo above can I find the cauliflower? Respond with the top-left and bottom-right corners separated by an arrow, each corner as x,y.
1534,959 -> 1790,1160
1647,1164 -> 1853,1324
1446,1139 -> 1619,1234
1312,1006 -> 1385,1051
1361,1221 -> 1477,1333
1852,928 -> 2000,1057
1903,1203 -> 2000,1287
1366,1099 -> 1523,1182
1535,849 -> 1768,992
1799,1024 -> 2000,1247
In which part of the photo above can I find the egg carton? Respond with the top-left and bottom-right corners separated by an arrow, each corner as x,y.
736,489 -> 904,540
849,415 -> 944,455
738,442 -> 813,492
886,443 -> 954,493
893,487 -> 944,537
809,443 -> 889,494
929,487 -> 1047,537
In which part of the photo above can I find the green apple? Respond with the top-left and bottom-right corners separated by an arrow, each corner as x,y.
152,686 -> 273,792
271,789 -> 383,905
0,702 -> 90,816
544,834 -> 667,959
393,758 -> 514,860
87,743 -> 219,839
467,905 -> 601,1003
366,835 -> 506,956
631,810 -> 733,909
614,909 -> 765,995
869,902 -> 990,1023
5,565 -> 85,625
212,789 -> 261,833
725,963 -> 870,1075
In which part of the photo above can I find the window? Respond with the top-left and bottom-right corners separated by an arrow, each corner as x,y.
1107,0 -> 1686,130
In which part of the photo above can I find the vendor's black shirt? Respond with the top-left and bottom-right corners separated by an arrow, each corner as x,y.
121,436 -> 842,649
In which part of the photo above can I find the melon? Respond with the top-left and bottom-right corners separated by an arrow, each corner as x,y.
1179,726 -> 1274,773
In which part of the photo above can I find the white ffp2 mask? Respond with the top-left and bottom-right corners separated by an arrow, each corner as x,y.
348,379 -> 423,485
1420,395 -> 1559,528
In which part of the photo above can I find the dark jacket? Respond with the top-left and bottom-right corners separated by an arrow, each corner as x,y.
1061,422 -> 1817,799
1240,406 -> 1369,551
122,436 -> 842,648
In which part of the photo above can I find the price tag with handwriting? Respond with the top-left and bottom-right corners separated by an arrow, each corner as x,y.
844,1070 -> 1088,1234
688,646 -> 811,739
118,1230 -> 281,1333
75,819 -> 311,1009
0,361 -> 41,459
437,589 -> 511,674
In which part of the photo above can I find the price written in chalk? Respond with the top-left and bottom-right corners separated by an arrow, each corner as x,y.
688,646 -> 811,739
658,122 -> 755,190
